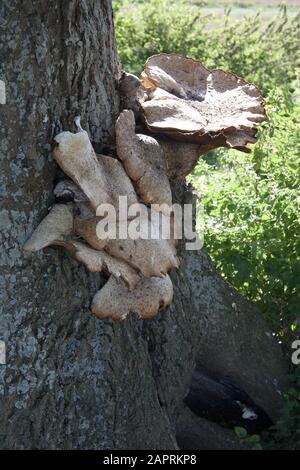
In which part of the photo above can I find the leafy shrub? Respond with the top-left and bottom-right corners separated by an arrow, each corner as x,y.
265,365 -> 300,449
234,426 -> 263,450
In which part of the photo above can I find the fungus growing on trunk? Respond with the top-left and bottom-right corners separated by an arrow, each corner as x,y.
25,116 -> 178,320
74,202 -> 179,277
104,223 -> 179,278
24,54 -> 266,321
132,54 -> 266,178
140,54 -> 265,150
116,109 -> 172,210
24,205 -> 139,289
24,204 -> 74,252
53,126 -> 139,214
91,274 -> 173,320
65,241 -> 140,290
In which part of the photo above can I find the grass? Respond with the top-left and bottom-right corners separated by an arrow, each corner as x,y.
192,1 -> 300,25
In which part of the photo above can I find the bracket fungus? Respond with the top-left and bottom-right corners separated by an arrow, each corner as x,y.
67,241 -> 140,290
116,109 -> 172,209
73,201 -> 179,277
118,54 -> 266,179
24,204 -> 74,252
140,54 -> 265,147
24,204 -> 139,289
25,116 -> 178,320
53,122 -> 114,211
24,54 -> 266,321
91,274 -> 173,321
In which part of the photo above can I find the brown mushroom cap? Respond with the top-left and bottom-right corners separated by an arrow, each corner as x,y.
116,110 -> 172,209
53,130 -> 114,210
140,54 -> 266,152
91,274 -> 173,320
97,153 -> 139,209
105,233 -> 179,278
25,114 -> 180,322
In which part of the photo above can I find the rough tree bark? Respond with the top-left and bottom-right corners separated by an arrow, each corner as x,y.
0,0 -> 288,449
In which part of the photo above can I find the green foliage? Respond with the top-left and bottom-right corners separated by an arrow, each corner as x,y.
274,366 -> 300,449
265,365 -> 300,449
235,366 -> 300,449
113,0 -> 208,75
234,426 -> 263,450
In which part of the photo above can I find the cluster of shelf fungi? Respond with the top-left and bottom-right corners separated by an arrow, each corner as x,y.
24,54 -> 266,322
23,53 -> 272,441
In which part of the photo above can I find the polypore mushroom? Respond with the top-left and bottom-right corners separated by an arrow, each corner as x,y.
24,109 -> 179,322
105,227 -> 179,278
54,159 -> 138,207
53,119 -> 114,211
65,240 -> 140,290
54,122 -> 139,215
139,53 -> 266,156
25,54 -> 266,323
96,154 -> 139,209
24,204 -> 74,252
91,274 -> 173,320
24,204 -> 139,289
74,202 -> 179,277
53,117 -> 178,277
116,109 -> 172,210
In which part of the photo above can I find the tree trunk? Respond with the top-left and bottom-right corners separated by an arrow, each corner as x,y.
0,0 -> 288,450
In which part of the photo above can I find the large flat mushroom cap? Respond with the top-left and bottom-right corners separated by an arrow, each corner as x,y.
140,54 -> 266,152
